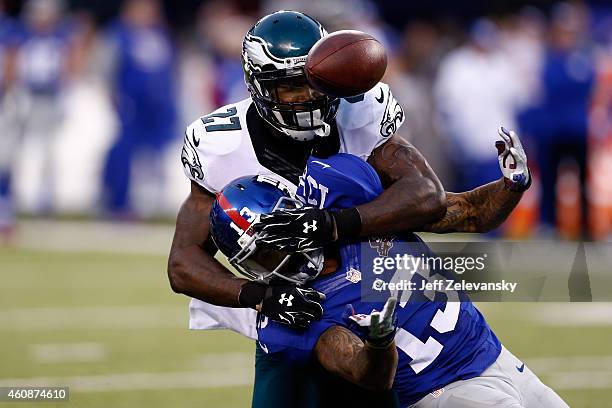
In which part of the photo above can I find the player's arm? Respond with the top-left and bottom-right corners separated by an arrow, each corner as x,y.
253,135 -> 446,250
314,298 -> 398,392
421,127 -> 531,233
168,181 -> 245,306
168,181 -> 325,327
422,183 -> 521,233
255,127 -> 530,250
314,326 -> 397,391
359,134 -> 447,235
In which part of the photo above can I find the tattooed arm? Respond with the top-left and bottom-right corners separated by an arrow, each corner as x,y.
314,325 -> 398,391
167,181 -> 246,306
364,133 -> 526,234
360,135 -> 447,236
423,180 -> 523,233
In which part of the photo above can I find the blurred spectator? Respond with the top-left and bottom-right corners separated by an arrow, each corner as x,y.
101,0 -> 177,217
499,7 -> 547,108
10,0 -> 76,215
435,18 -> 525,191
196,0 -> 252,107
0,0 -> 18,239
386,21 -> 456,187
518,2 -> 594,237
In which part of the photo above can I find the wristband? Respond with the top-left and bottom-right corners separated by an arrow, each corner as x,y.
365,331 -> 396,349
504,169 -> 532,193
331,207 -> 362,241
238,281 -> 267,308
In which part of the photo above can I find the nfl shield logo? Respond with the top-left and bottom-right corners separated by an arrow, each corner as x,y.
430,388 -> 444,399
345,268 -> 362,283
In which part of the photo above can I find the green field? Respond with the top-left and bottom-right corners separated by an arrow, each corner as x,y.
1,237 -> 612,407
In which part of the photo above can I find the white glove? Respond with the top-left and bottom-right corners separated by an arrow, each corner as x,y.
346,297 -> 397,348
496,127 -> 531,192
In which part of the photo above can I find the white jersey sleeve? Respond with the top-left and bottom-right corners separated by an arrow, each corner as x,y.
181,98 -> 260,193
335,82 -> 405,160
189,298 -> 258,340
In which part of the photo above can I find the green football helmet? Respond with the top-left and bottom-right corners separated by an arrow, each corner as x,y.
242,10 -> 340,142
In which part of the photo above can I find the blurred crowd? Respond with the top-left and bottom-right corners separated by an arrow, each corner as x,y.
1,0 -> 612,241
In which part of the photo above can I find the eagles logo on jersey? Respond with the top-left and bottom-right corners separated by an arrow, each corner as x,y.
379,88 -> 404,138
181,130 -> 203,181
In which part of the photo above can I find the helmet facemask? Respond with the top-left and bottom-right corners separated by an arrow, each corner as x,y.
229,196 -> 324,284
248,68 -> 339,141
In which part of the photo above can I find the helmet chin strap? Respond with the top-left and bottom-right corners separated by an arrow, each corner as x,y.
282,120 -> 330,142
314,122 -> 331,137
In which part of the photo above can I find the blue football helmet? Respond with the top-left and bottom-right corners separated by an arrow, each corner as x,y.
210,175 -> 324,284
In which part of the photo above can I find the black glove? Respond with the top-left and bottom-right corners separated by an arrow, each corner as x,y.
239,281 -> 326,329
253,207 -> 361,251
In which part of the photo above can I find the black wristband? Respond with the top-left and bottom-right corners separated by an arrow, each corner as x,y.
238,281 -> 267,308
331,207 -> 362,241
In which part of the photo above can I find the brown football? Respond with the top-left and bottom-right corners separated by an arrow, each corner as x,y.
305,30 -> 387,97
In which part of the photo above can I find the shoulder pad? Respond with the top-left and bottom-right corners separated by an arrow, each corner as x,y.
335,83 -> 405,159
181,99 -> 251,192
336,82 -> 404,137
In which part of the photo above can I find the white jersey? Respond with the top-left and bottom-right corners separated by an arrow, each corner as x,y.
183,82 -> 404,337
181,82 -> 404,193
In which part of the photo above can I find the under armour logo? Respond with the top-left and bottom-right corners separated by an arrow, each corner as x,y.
279,293 -> 294,307
303,220 -> 317,234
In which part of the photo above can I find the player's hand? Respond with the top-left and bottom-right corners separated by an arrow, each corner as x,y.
344,297 -> 398,348
240,281 -> 326,329
253,208 -> 336,251
496,127 -> 531,192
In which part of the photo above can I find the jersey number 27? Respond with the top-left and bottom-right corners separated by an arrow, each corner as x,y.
201,107 -> 242,132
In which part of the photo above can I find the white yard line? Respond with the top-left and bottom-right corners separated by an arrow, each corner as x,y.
0,369 -> 254,392
5,221 -> 485,256
526,355 -> 612,372
9,219 -> 174,256
0,353 -> 610,392
0,352 -> 255,392
544,371 -> 612,390
0,305 -> 187,330
525,355 -> 612,389
30,343 -> 107,363
531,303 -> 612,326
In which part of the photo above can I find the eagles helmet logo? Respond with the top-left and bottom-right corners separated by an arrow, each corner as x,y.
241,11 -> 339,142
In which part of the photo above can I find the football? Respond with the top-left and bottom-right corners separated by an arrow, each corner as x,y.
305,30 -> 387,97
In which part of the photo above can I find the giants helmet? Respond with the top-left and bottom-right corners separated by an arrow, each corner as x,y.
242,10 -> 340,142
210,175 -> 324,284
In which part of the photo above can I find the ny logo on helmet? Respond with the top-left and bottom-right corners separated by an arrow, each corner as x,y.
369,235 -> 395,257
279,293 -> 294,307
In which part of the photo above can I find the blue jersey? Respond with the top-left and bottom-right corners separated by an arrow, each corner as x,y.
0,14 -> 16,92
256,153 -> 501,407
107,21 -> 176,124
13,20 -> 74,95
